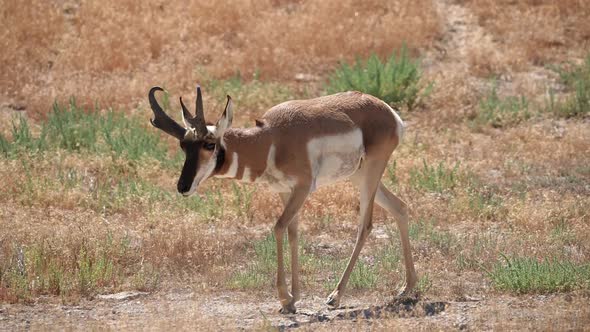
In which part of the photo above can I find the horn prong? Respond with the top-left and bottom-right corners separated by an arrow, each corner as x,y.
192,84 -> 208,137
180,96 -> 193,127
195,84 -> 204,119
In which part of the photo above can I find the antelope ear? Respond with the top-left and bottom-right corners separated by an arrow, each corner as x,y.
215,95 -> 233,138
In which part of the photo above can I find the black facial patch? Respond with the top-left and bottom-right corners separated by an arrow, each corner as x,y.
215,145 -> 225,172
177,140 -> 202,194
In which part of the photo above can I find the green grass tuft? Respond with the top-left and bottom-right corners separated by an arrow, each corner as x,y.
326,46 -> 431,110
231,183 -> 255,220
1,99 -> 172,165
474,84 -> 531,128
0,235 -> 154,301
550,53 -> 590,118
409,219 -> 458,255
409,160 -> 460,193
487,254 -> 590,294
229,234 -> 293,289
205,73 -> 296,112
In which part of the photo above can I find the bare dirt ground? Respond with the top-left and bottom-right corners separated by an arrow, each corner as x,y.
2,288 -> 589,330
1,0 -> 589,331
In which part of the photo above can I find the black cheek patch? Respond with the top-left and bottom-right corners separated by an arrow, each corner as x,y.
215,146 -> 225,172
177,141 -> 202,193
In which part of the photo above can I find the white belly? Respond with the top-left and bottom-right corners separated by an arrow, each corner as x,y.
307,129 -> 364,190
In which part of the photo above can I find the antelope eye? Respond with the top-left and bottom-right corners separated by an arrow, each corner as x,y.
203,142 -> 216,151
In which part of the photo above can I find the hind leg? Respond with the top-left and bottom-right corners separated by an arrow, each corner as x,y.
375,182 -> 418,294
326,158 -> 385,308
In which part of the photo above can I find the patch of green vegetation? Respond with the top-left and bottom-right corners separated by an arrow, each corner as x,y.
76,245 -> 116,296
455,233 -> 505,271
321,257 -> 379,291
204,72 -> 296,113
326,46 -> 432,110
0,99 -> 179,166
179,187 -> 226,221
348,260 -> 378,289
228,265 -> 268,289
0,234 -> 154,302
409,160 -> 460,193
13,116 -> 46,152
229,234 -> 314,289
474,84 -> 531,128
549,220 -> 577,247
131,263 -> 161,292
409,219 -> 458,255
230,234 -> 399,291
416,273 -> 433,294
231,182 -> 255,220
1,100 -> 173,166
466,183 -> 506,222
550,54 -> 590,118
228,234 -> 277,289
7,155 -> 224,220
486,254 -> 590,294
317,213 -> 335,231
386,160 -> 399,188
378,240 -> 401,273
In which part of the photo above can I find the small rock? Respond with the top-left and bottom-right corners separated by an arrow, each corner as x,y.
294,73 -> 319,82
97,291 -> 148,301
463,295 -> 482,302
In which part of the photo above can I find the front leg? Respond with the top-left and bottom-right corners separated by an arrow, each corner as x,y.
275,185 -> 309,314
280,193 -> 301,305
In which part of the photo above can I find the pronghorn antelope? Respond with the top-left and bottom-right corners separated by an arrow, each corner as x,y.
148,85 -> 417,313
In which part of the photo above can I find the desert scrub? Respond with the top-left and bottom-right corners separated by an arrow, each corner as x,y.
231,182 -> 255,220
228,234 -> 294,289
204,73 -> 296,113
473,84 -> 531,128
326,46 -> 432,110
550,53 -> 590,118
409,159 -> 460,193
0,150 -> 225,220
453,178 -> 508,222
0,234 -> 155,302
486,255 -> 590,294
229,234 -> 400,291
0,99 -> 173,165
229,234 -> 314,289
386,160 -> 399,188
409,219 -> 458,255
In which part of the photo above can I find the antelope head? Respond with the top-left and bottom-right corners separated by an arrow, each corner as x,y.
148,86 -> 233,196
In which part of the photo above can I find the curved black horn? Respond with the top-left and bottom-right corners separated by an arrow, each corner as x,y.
148,87 -> 186,140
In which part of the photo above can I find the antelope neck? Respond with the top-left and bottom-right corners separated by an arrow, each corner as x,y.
214,127 -> 268,182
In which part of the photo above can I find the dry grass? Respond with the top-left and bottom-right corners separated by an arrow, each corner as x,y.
461,0 -> 590,76
0,0 -> 440,117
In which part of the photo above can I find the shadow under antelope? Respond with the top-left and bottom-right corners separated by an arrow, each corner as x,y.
147,85 -> 417,313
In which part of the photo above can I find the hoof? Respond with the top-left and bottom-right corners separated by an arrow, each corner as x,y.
326,293 -> 340,309
393,287 -> 420,305
397,280 -> 418,297
279,303 -> 297,314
